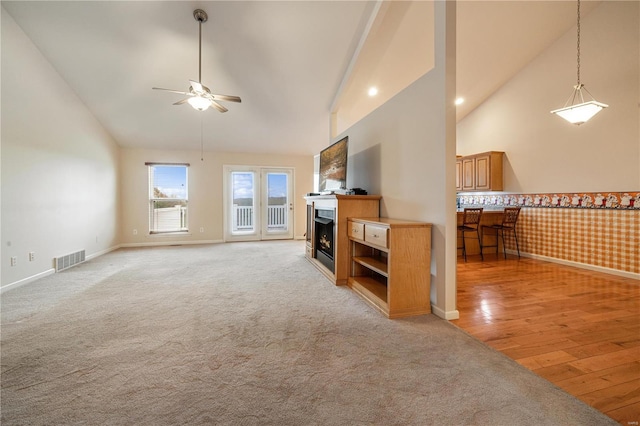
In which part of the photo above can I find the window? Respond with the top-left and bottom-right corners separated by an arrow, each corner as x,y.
147,163 -> 189,234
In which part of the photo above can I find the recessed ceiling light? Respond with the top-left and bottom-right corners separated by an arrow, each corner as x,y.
455,97 -> 465,106
368,87 -> 378,97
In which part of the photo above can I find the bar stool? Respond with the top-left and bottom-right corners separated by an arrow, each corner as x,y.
482,207 -> 521,259
458,207 -> 483,262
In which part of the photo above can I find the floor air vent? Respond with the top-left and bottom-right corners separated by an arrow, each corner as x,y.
55,250 -> 86,272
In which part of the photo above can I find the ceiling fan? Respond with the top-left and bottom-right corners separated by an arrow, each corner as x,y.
152,9 -> 241,113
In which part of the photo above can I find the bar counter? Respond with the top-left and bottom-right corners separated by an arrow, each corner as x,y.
457,208 -> 505,256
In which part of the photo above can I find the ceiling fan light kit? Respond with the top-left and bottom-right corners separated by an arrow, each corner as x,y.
551,0 -> 607,125
152,9 -> 241,113
188,96 -> 212,111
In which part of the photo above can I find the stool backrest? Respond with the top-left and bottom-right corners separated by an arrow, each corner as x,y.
463,208 -> 483,226
502,207 -> 521,227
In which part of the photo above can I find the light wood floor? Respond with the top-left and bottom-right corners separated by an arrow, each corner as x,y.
452,252 -> 640,425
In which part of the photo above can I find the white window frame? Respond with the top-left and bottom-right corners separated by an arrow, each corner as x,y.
147,162 -> 189,234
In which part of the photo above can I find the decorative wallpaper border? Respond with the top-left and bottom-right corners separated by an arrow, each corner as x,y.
457,192 -> 640,210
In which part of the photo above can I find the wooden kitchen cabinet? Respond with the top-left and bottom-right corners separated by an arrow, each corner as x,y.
462,157 -> 476,191
455,156 -> 463,191
458,151 -> 504,192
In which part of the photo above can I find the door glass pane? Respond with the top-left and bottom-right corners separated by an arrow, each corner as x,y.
231,171 -> 255,234
266,172 -> 288,232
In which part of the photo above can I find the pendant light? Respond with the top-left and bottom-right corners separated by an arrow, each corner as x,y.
550,0 -> 608,125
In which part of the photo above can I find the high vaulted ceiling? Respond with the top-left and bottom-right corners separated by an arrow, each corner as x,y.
2,1 -> 598,156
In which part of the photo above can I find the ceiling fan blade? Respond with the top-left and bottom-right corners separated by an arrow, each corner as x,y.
152,87 -> 192,96
210,100 -> 228,113
212,94 -> 242,103
173,98 -> 191,106
189,80 -> 205,94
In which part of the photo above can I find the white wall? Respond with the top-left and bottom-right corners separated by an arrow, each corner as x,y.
335,1 -> 458,319
1,8 -> 121,288
119,148 -> 313,245
457,1 -> 639,193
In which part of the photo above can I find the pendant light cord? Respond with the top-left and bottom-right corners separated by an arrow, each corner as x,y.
576,0 -> 581,86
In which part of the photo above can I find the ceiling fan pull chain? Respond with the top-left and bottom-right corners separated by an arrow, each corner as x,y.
200,114 -> 204,161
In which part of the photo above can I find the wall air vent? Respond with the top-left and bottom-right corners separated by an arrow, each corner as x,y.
54,249 -> 86,272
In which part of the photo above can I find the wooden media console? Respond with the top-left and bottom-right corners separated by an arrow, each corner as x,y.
305,195 -> 432,318
348,218 -> 432,318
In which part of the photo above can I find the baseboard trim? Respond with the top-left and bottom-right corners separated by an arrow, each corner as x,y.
1,268 -> 55,294
432,305 -> 460,320
119,239 -> 224,248
2,245 -> 120,293
86,245 -> 120,261
513,250 -> 639,280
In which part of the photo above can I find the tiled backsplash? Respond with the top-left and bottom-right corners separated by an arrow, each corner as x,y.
457,191 -> 640,210
463,192 -> 640,275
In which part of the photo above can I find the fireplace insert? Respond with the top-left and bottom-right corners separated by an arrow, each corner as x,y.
314,209 -> 335,272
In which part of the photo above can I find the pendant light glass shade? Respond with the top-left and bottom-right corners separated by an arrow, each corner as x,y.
188,96 -> 211,111
551,101 -> 608,125
551,0 -> 607,125
550,84 -> 608,125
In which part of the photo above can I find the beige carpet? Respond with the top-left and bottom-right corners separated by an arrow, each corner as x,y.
1,241 -> 616,425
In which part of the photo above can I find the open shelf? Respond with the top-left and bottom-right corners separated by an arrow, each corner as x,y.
352,256 -> 388,277
348,275 -> 388,313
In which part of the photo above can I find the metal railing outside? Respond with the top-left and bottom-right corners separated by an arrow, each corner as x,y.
232,205 -> 287,232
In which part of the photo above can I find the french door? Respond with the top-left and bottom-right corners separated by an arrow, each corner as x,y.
223,166 -> 294,241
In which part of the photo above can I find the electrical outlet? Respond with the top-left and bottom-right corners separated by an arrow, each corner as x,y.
29,252 -> 35,261
10,256 -> 17,266
133,229 -> 138,235
200,227 -> 204,233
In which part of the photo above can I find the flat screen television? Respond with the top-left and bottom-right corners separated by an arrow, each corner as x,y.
319,136 -> 348,192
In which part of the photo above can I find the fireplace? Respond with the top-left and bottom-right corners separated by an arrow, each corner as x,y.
314,208 -> 335,272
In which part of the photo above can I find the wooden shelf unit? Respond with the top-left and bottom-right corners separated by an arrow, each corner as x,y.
347,217 -> 432,318
304,195 -> 381,285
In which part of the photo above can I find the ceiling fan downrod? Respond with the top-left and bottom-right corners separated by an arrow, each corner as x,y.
193,9 -> 208,83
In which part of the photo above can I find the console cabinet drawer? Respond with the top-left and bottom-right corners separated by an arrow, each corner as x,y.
348,221 -> 364,241
365,224 -> 388,248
